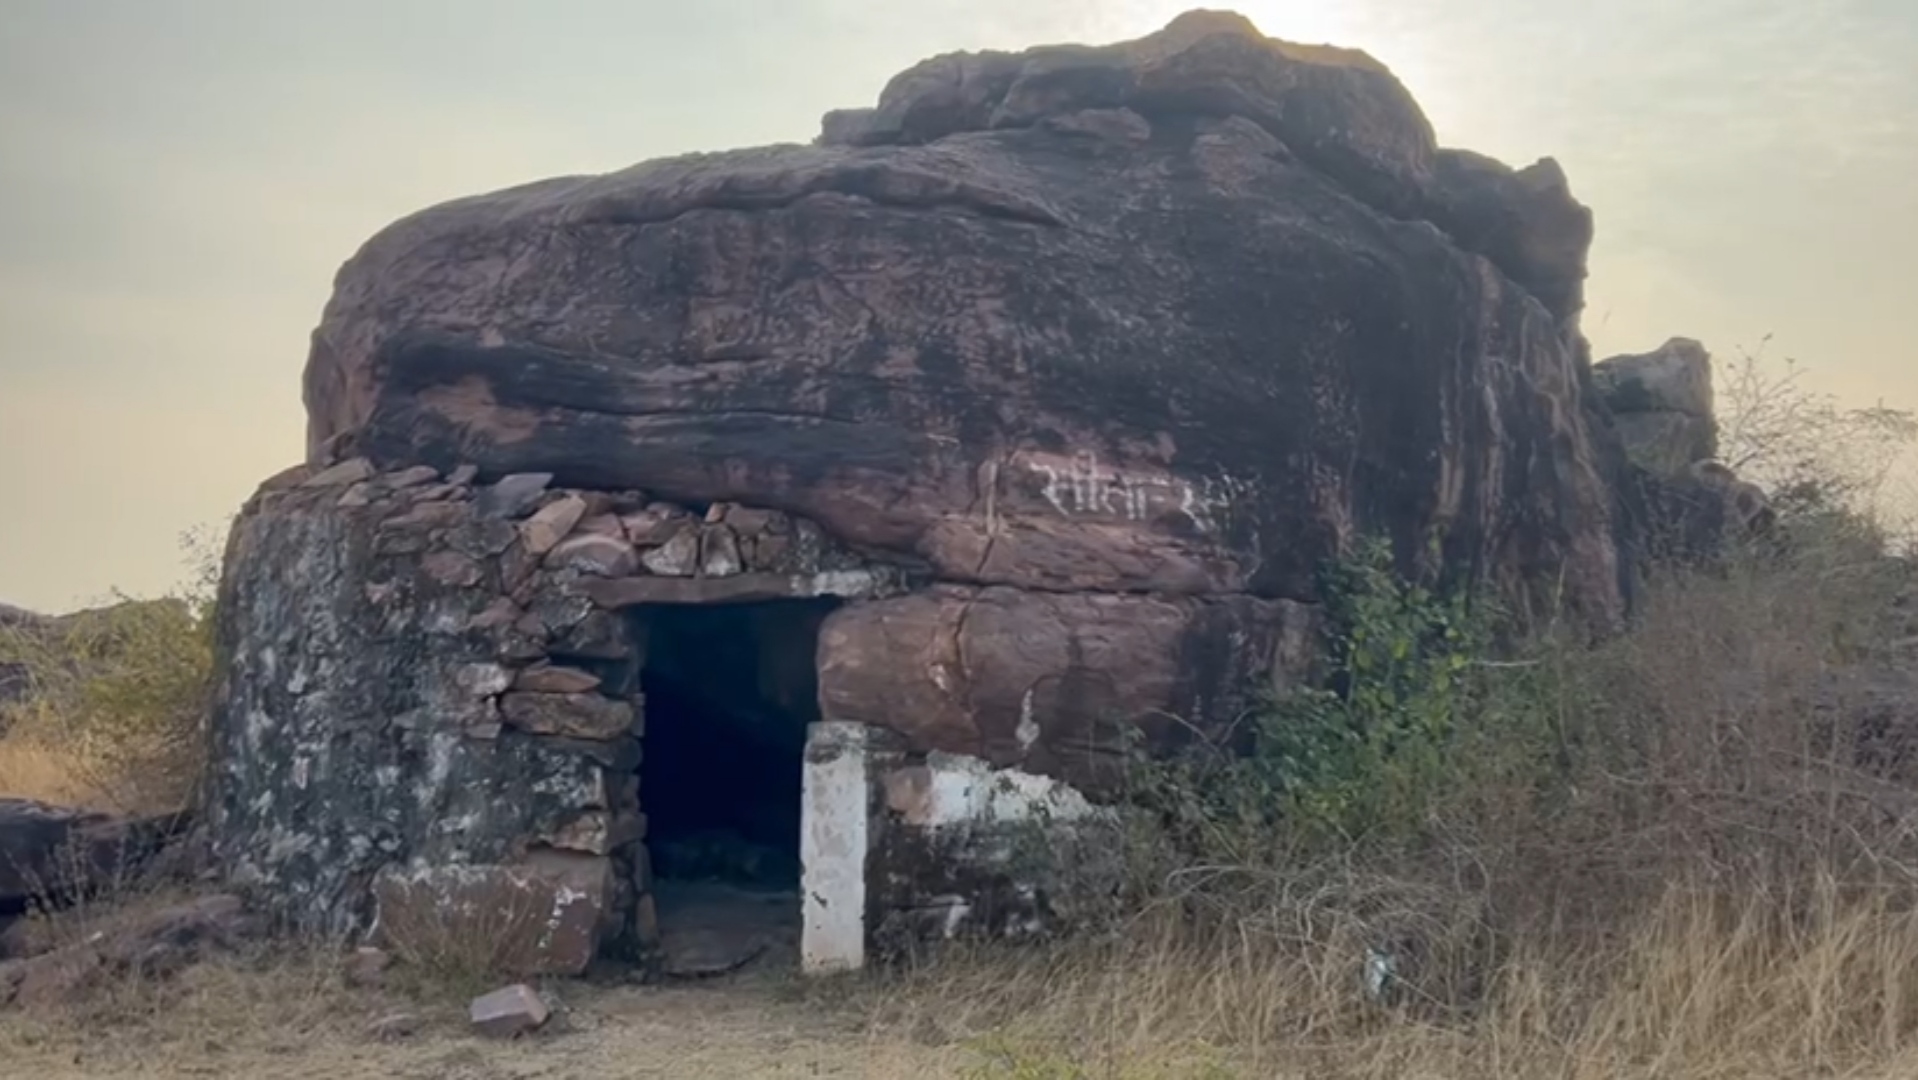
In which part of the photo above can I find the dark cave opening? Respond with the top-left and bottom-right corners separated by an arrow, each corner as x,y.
636,598 -> 837,898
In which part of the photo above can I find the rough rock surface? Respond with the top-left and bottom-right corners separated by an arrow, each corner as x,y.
212,9 -> 1688,971
820,586 -> 1316,792
1593,339 -> 1772,558
300,9 -> 1623,626
0,894 -> 259,1009
1594,338 -> 1718,475
373,853 -> 614,976
0,799 -> 186,917
863,742 -> 1128,954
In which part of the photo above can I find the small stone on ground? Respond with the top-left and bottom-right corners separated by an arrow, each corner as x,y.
469,983 -> 551,1038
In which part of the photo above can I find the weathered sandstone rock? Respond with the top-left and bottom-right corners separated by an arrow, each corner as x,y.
476,472 -> 554,519
209,9 -> 1714,975
0,894 -> 258,1009
1593,338 -> 1775,559
374,854 -> 613,977
546,533 -> 640,577
819,586 -> 1315,791
300,10 -> 1623,624
500,691 -> 637,741
513,663 -> 604,694
1,799 -> 187,916
1595,338 -> 1718,475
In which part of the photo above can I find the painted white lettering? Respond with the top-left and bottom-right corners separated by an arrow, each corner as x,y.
1035,465 -> 1069,515
1014,452 -> 1243,534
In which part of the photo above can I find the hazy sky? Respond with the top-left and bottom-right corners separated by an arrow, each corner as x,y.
2,1 -> 1914,612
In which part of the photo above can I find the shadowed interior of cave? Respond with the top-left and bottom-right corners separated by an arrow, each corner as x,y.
635,598 -> 837,973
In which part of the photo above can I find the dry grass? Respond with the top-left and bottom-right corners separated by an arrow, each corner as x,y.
0,963 -> 961,1079
0,594 -> 214,817
869,514 -> 1918,1079
1,950 -> 372,1076
859,874 -> 1918,1079
0,736 -> 114,809
10,879 -> 1916,1080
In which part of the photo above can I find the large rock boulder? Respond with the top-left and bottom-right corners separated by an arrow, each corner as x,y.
300,8 -> 1622,626
1594,338 -> 1718,475
0,800 -> 187,917
1592,338 -> 1773,560
209,9 -> 1661,967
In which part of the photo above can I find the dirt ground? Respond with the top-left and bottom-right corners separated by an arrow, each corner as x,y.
0,973 -> 973,1079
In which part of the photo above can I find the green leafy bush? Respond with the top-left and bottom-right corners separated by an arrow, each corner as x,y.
1132,535 -> 1565,865
1257,537 -> 1492,844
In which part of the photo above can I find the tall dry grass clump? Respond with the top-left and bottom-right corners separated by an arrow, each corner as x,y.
882,532 -> 1918,1079
875,358 -> 1918,1079
0,524 -> 223,815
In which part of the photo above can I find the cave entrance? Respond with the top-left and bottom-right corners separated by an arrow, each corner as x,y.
632,597 -> 837,976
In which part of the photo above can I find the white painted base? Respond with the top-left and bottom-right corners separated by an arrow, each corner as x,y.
799,721 -> 872,975
880,750 -> 1102,827
800,725 -> 1116,972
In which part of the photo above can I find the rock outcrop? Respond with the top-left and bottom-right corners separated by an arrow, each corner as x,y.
300,9 -> 1620,625
1594,338 -> 1718,475
0,799 -> 188,919
211,10 -> 1665,971
1594,339 -> 1772,558
0,894 -> 259,1009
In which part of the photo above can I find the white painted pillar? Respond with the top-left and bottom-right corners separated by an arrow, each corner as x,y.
800,720 -> 872,974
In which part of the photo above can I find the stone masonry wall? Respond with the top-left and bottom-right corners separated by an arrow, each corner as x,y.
206,457 -> 906,973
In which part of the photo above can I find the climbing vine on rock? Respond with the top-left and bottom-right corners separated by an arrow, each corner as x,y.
1262,536 -> 1492,844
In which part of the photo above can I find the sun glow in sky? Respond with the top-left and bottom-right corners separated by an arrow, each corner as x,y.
1,1 -> 1914,612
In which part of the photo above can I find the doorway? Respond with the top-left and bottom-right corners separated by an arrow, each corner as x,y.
633,597 -> 837,975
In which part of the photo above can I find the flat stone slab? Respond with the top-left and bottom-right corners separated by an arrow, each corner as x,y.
374,854 -> 614,977
654,881 -> 798,979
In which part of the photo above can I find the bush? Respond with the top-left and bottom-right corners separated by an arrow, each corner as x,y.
1718,335 -> 1918,535
1131,536 -> 1555,859
1052,474 -> 1918,1073
0,524 -> 224,815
